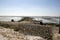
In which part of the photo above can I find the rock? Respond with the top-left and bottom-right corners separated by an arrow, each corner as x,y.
0,27 -> 24,40
0,27 -> 46,40
24,35 -> 47,40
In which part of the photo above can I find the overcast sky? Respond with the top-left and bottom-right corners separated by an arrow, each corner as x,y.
0,0 -> 60,16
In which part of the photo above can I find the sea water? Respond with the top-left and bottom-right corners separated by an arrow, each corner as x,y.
0,17 -> 59,24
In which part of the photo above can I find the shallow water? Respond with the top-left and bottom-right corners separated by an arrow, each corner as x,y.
0,17 -> 59,24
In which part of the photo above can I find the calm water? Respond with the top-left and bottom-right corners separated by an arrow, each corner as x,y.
0,17 -> 59,24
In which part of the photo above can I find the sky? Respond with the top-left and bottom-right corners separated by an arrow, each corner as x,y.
0,0 -> 60,16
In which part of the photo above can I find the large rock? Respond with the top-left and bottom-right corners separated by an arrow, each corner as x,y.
0,27 -> 46,40
0,27 -> 24,40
